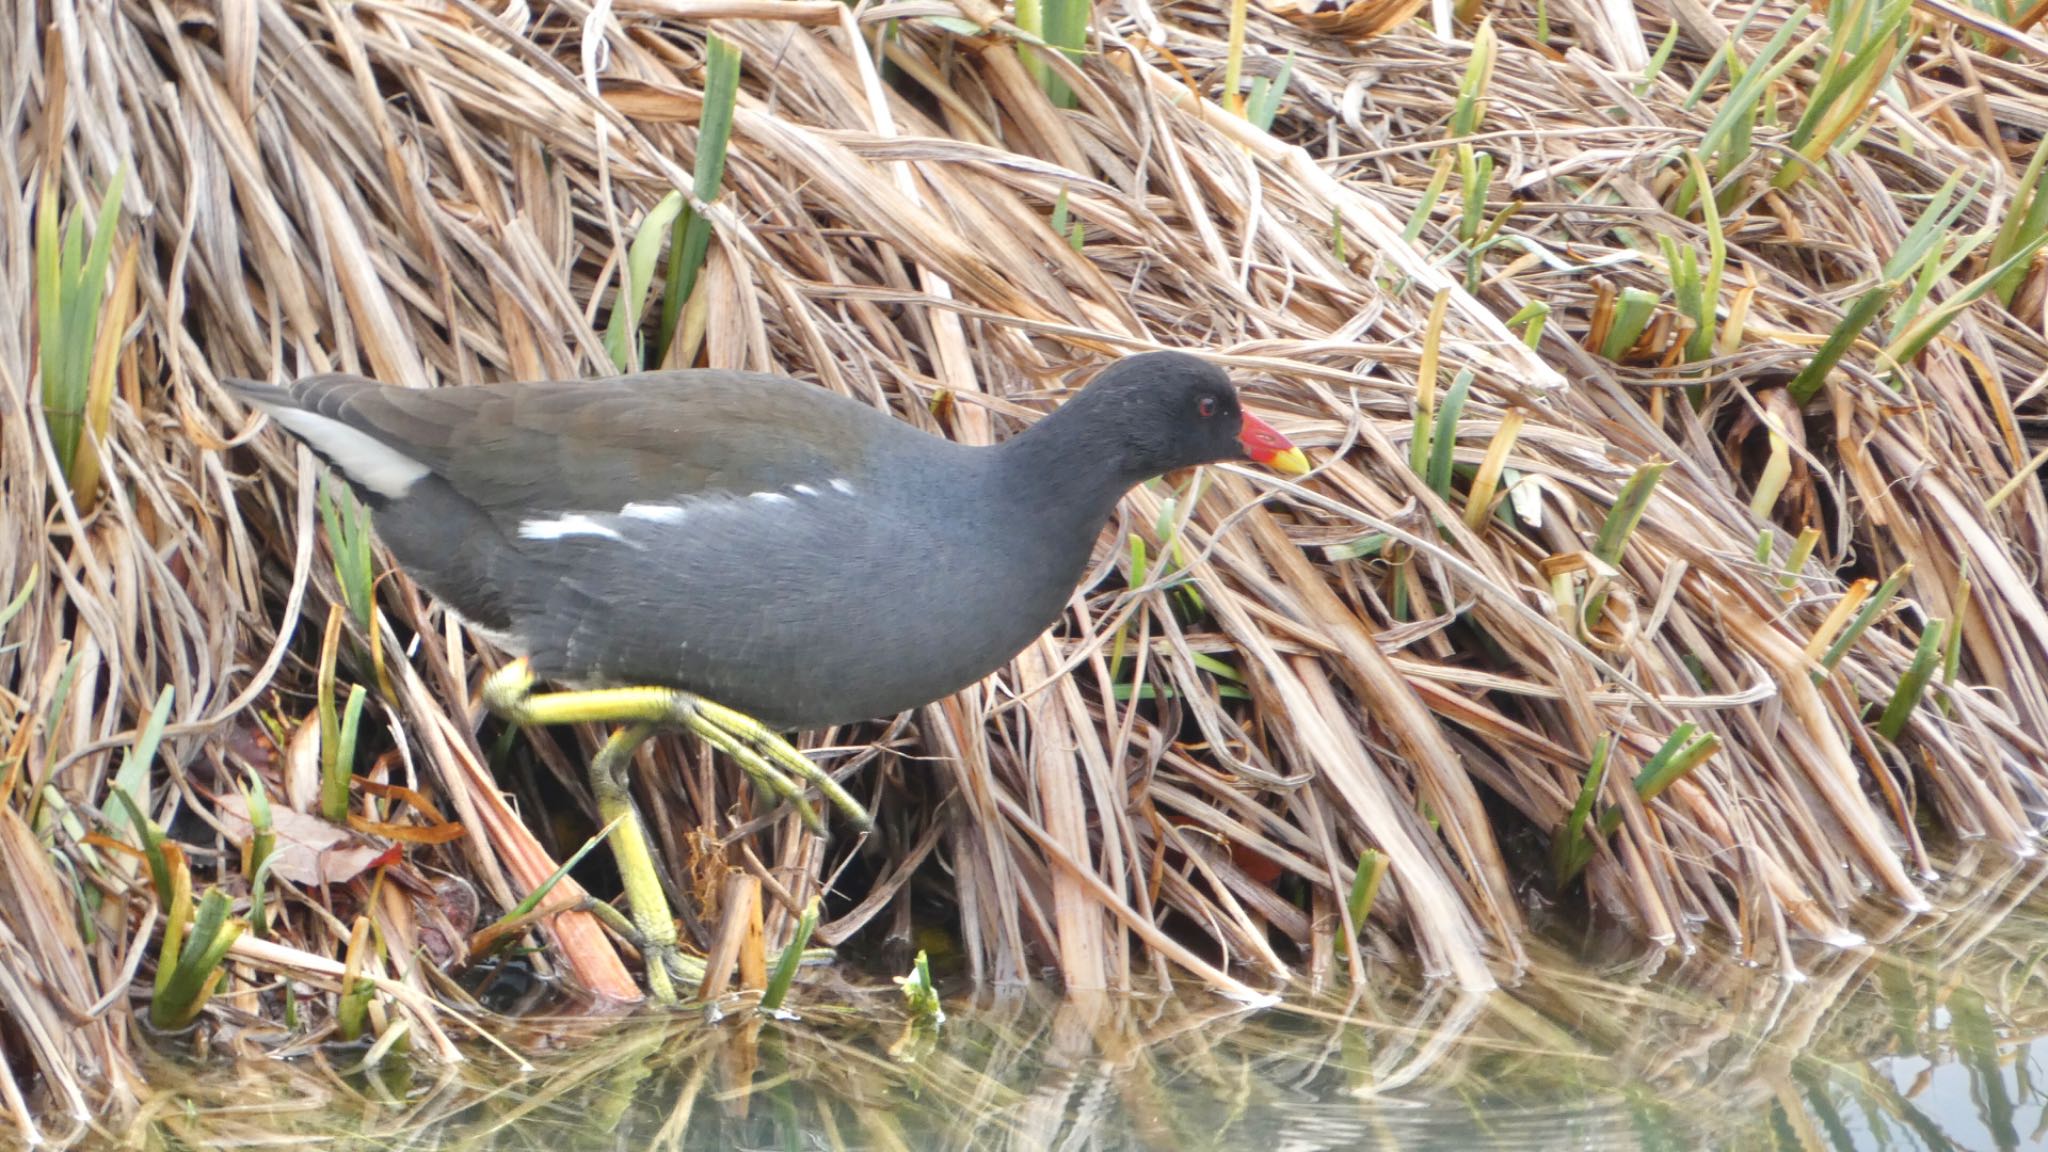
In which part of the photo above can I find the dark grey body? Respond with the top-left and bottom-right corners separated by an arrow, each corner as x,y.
229,355 -> 1253,730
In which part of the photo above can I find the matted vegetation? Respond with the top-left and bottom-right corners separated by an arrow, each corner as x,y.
1,0 -> 2044,1136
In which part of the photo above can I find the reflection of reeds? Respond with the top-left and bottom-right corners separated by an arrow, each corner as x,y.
7,0 -> 2048,1129
115,853 -> 2048,1149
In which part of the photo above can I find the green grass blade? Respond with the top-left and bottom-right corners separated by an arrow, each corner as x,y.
605,191 -> 687,372
1885,231 -> 2048,366
1449,20 -> 1496,138
319,475 -> 377,634
1601,288 -> 1660,360
1426,368 -> 1473,499
1338,848 -> 1388,962
109,787 -> 171,901
1671,7 -> 1813,215
1875,620 -> 1945,741
322,684 -> 366,823
655,36 -> 743,364
1403,153 -> 1454,245
1991,135 -> 2048,305
760,898 -> 821,1013
106,685 -> 173,841
896,950 -> 944,1024
1593,462 -> 1669,567
1818,563 -> 1911,679
153,888 -> 244,1030
1553,733 -> 1612,884
1787,281 -> 1897,404
1246,51 -> 1294,132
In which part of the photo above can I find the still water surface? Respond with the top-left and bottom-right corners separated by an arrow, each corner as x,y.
132,848 -> 2048,1151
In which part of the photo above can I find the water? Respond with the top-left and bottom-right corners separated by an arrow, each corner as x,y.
121,848 -> 2048,1150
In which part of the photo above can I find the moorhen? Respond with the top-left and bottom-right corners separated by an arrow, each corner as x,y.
229,350 -> 1308,1001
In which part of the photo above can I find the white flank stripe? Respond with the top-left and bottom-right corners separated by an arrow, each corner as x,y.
751,491 -> 794,506
519,514 -> 626,542
829,478 -> 856,496
792,483 -> 819,497
621,501 -> 687,523
264,406 -> 430,498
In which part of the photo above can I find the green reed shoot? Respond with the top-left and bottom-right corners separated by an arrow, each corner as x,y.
337,917 -> 376,1041
1019,0 -> 1090,107
1750,415 -> 1791,519
1426,368 -> 1474,500
110,789 -> 244,1030
1557,727 -> 1718,885
642,36 -> 742,368
1585,461 -> 1668,627
1553,732 -> 1612,884
36,164 -> 126,502
1990,136 -> 2048,306
1816,562 -> 1910,681
317,606 -> 367,824
1507,301 -> 1549,348
761,898 -> 821,1013
896,949 -> 944,1024
1669,152 -> 1727,361
1337,848 -> 1388,963
1942,569 -> 1970,702
1597,725 -> 1719,839
1403,153 -> 1455,245
1780,525 -> 1821,595
1246,51 -> 1295,131
0,567 -> 33,639
1787,173 -> 1978,402
1324,533 -> 1389,561
1050,189 -> 1084,251
243,769 -> 276,937
1680,0 -> 1769,110
1774,0 -> 1912,192
1884,230 -> 2048,368
1450,21 -> 1496,139
1637,24 -> 1680,96
1875,619 -> 1946,741
105,685 -> 172,846
471,814 -> 624,960
153,886 -> 244,1030
1787,286 -> 1893,404
607,190 -> 686,373
318,473 -> 377,638
1448,23 -> 1497,246
1601,288 -> 1660,360
1594,462 -> 1668,568
1458,147 -> 1494,244
1669,6 -> 1813,216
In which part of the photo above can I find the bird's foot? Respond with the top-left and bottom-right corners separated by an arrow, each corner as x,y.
478,658 -> 872,831
582,897 -> 692,1004
672,695 -> 871,833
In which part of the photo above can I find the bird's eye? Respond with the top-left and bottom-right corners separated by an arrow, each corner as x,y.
1198,396 -> 1219,418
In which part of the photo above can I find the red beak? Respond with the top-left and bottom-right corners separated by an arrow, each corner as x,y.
1239,411 -> 1310,475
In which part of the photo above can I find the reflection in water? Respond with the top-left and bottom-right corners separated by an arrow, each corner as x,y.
124,849 -> 2048,1151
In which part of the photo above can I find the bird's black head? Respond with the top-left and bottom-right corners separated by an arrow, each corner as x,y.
1048,350 -> 1306,483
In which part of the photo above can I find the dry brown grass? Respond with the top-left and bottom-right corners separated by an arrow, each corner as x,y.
3,0 -> 2046,1134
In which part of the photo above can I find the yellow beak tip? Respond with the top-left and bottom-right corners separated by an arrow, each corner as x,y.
1267,447 -> 1311,477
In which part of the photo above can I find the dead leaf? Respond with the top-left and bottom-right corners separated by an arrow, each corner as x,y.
216,793 -> 390,887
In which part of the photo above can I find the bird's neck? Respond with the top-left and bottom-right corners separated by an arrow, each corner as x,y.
992,397 -> 1142,545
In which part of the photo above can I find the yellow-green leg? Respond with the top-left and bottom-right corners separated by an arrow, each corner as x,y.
587,722 -> 683,1003
480,659 -> 871,1003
